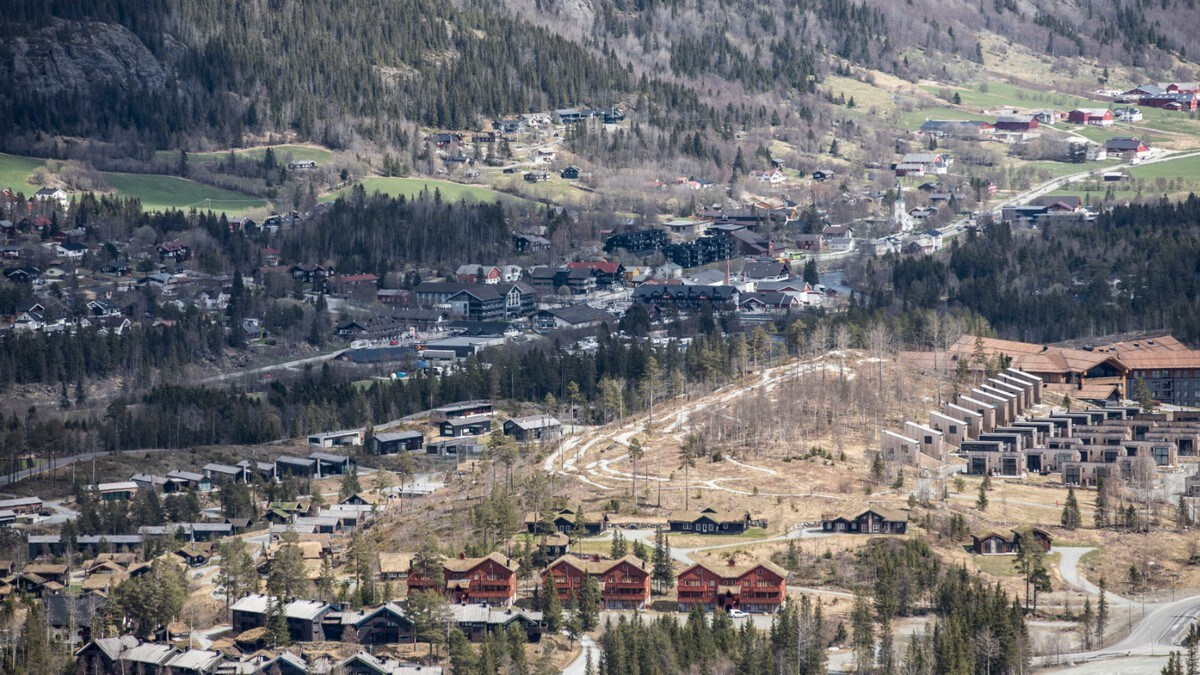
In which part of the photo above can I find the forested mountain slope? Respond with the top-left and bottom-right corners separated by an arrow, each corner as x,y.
5,0 -> 1198,160
0,0 -> 701,151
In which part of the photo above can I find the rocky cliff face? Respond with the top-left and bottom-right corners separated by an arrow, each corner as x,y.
3,19 -> 174,96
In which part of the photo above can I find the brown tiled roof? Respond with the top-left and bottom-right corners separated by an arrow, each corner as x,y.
1045,382 -> 1122,400
1112,350 -> 1200,370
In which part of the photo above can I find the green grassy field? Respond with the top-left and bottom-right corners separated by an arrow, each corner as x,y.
0,153 -> 265,214
323,176 -> 527,205
1129,154 -> 1200,179
156,144 -> 334,165
923,81 -> 1101,112
102,172 -> 266,213
1015,159 -> 1117,179
0,153 -> 46,191
894,106 -> 988,130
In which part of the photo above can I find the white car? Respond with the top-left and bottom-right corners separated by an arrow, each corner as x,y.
728,609 -> 748,619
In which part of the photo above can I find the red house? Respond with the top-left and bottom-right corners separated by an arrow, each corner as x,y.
1066,109 -> 1114,127
676,559 -> 788,614
993,115 -> 1039,132
546,554 -> 652,609
408,552 -> 519,606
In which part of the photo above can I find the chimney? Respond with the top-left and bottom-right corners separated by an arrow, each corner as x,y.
727,558 -> 736,566
458,552 -> 466,560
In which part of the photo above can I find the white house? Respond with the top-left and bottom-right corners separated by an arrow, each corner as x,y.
34,188 -> 69,208
749,169 -> 786,184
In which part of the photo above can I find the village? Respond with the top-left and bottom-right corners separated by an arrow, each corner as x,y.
0,320 -> 1197,673
3,30 -> 1200,672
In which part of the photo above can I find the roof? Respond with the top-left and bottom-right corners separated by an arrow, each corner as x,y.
379,552 -> 414,574
1105,137 -> 1148,151
97,481 -> 138,492
505,415 -> 561,431
309,451 -> 352,463
84,635 -> 140,661
448,603 -> 542,626
742,262 -> 788,279
541,305 -> 617,326
165,649 -> 224,671
377,430 -> 424,442
275,455 -> 316,467
122,642 -> 176,664
0,496 -> 41,508
445,414 -> 492,427
944,335 -> 1126,376
284,599 -> 330,620
681,558 -> 789,580
669,509 -> 748,525
548,554 -> 647,576
202,463 -> 241,475
443,551 -> 517,574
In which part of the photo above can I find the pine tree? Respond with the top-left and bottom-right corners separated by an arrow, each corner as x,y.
976,482 -> 989,511
1061,487 -> 1082,529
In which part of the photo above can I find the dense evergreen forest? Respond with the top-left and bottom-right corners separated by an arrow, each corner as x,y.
0,0 -> 714,153
866,197 -> 1200,343
280,187 -> 518,275
581,539 -> 1029,675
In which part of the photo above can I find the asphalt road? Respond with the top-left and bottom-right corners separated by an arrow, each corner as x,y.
1053,546 -> 1130,605
0,447 -> 180,487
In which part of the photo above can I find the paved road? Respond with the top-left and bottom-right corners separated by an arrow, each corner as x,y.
561,635 -> 598,675
590,525 -> 829,566
0,447 -> 180,487
198,348 -> 345,384
1053,546 -> 1130,605
1039,592 -> 1200,668
1043,655 -> 1171,674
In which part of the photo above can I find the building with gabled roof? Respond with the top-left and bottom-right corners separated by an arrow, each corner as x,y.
820,507 -> 909,534
408,552 -> 520,606
667,506 -> 759,534
546,554 -> 651,609
676,558 -> 788,613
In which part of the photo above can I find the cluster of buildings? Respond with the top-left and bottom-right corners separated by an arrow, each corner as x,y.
1119,82 -> 1199,111
77,637 -> 442,674
897,335 -> 1200,485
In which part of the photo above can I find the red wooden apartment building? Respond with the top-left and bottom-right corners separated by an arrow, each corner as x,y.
676,559 -> 788,614
546,554 -> 652,610
407,552 -> 519,606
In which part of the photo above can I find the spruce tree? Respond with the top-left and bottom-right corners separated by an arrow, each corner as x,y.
851,593 -> 875,675
541,573 -> 562,633
976,481 -> 989,511
1095,477 -> 1109,528
19,599 -> 51,675
1061,487 -> 1082,529
652,528 -> 674,594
